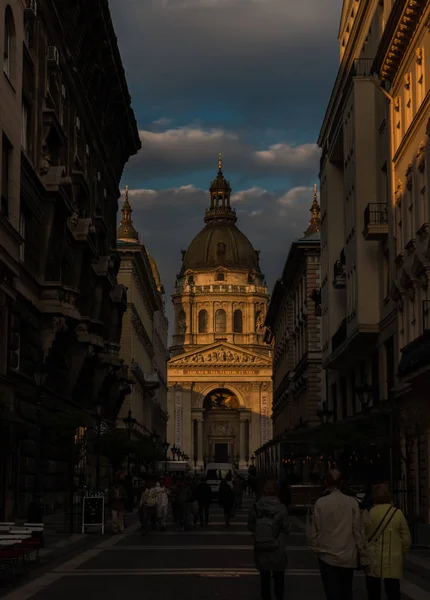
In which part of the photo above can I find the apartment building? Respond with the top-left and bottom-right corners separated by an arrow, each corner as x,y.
319,0 -> 430,522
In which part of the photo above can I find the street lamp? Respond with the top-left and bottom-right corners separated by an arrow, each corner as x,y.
95,405 -> 102,489
171,445 -> 177,460
122,409 -> 136,477
317,402 -> 333,425
123,410 -> 136,440
355,376 -> 373,412
251,453 -> 256,466
162,441 -> 170,474
33,356 -> 48,498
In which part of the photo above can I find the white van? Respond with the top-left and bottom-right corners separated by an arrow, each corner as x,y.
205,463 -> 235,496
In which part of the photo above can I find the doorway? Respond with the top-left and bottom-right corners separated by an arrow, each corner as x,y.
214,443 -> 229,463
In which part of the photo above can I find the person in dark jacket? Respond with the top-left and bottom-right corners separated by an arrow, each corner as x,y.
248,479 -> 290,600
219,480 -> 235,526
196,477 -> 212,527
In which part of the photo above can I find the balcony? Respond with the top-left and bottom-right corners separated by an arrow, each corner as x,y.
331,318 -> 347,354
363,203 -> 388,241
352,58 -> 373,77
333,249 -> 346,289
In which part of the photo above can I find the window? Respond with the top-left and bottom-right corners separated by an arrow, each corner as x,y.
3,7 -> 15,81
404,73 -> 412,130
216,272 -> 225,281
340,377 -> 347,419
21,102 -> 29,151
215,309 -> 226,333
1,134 -> 12,218
416,48 -> 425,108
19,210 -> 25,261
331,383 -> 338,422
198,309 -> 208,333
233,309 -> 243,333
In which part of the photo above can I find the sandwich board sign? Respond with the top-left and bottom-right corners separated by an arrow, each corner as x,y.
82,492 -> 105,534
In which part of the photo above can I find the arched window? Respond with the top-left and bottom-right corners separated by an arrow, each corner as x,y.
233,309 -> 243,333
216,271 -> 225,281
215,309 -> 226,333
198,309 -> 208,333
178,310 -> 186,335
3,7 -> 16,81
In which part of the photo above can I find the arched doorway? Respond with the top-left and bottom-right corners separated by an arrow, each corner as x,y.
203,388 -> 241,464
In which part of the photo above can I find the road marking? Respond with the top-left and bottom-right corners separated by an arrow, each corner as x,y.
0,573 -> 64,600
145,530 -> 303,536
101,545 -> 311,551
53,531 -> 126,572
53,568 -> 330,576
402,581 -> 430,600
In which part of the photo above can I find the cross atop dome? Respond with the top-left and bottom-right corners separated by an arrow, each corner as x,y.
206,154 -> 235,223
117,185 -> 139,243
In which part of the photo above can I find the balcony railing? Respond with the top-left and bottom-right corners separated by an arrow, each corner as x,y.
363,203 -> 388,241
332,318 -> 347,353
352,58 -> 374,77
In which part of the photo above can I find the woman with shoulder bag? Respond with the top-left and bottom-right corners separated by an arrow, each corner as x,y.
364,484 -> 411,600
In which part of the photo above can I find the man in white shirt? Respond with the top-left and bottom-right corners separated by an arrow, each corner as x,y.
308,470 -> 368,600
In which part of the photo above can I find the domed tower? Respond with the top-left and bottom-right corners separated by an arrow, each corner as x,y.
168,157 -> 272,470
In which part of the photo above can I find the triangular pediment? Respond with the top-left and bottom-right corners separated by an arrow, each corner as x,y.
168,342 -> 271,367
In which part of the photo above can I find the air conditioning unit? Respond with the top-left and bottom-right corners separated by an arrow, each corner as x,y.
24,0 -> 37,20
47,46 -> 60,66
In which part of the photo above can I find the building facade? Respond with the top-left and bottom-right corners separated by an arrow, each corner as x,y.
117,188 -> 168,441
0,0 -> 140,519
318,0 -> 430,522
167,158 -> 273,470
373,0 -> 430,524
265,187 -> 322,437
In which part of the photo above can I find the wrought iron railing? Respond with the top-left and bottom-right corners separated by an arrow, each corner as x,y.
364,203 -> 388,228
353,58 -> 374,77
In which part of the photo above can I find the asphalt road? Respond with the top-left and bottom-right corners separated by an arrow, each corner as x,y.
2,495 -> 430,600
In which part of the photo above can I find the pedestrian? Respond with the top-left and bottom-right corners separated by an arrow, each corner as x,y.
177,480 -> 192,531
109,479 -> 127,534
364,483 -> 411,600
233,476 -> 244,509
308,469 -> 368,600
156,479 -> 169,531
187,479 -> 199,527
140,479 -> 158,535
219,479 -> 235,526
196,477 -> 212,527
247,478 -> 290,600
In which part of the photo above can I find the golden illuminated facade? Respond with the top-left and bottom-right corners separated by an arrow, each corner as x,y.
167,157 -> 273,470
117,188 -> 169,441
319,0 -> 430,523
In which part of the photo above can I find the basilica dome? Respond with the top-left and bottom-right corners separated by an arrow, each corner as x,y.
183,221 -> 260,271
181,156 -> 261,273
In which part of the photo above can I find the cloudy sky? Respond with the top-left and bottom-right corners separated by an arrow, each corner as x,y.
109,0 -> 343,325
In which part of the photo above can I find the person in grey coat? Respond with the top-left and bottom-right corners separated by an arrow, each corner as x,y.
248,479 -> 290,600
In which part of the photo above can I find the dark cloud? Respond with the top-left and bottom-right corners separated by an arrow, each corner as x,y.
110,0 -> 342,131
126,125 -> 320,183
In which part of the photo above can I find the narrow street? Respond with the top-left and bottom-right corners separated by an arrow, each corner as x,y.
3,495 -> 430,600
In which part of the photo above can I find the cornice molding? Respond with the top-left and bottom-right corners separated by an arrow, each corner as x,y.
376,0 -> 427,82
